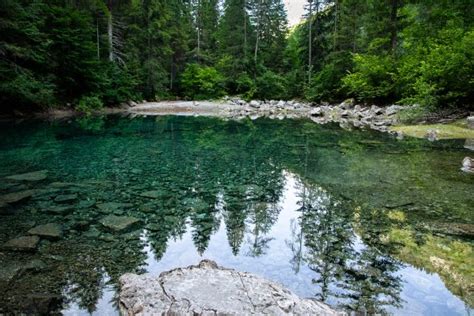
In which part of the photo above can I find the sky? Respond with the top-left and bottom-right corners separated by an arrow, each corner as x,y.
285,0 -> 306,26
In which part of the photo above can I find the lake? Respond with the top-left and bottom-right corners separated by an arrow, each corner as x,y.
0,115 -> 472,315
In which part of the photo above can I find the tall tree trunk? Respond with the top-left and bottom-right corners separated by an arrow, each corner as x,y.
107,8 -> 114,62
243,0 -> 247,59
308,1 -> 313,84
197,0 -> 201,60
254,1 -> 260,66
333,0 -> 338,51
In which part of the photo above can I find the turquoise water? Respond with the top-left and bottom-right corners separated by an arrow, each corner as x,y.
0,115 -> 472,315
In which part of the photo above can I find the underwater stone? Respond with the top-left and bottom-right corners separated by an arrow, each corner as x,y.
461,157 -> 474,174
97,202 -> 133,213
83,227 -> 101,239
119,260 -> 343,316
100,215 -> 141,233
42,205 -> 75,215
0,190 -> 36,204
23,294 -> 63,315
464,139 -> 474,151
28,223 -> 63,240
468,116 -> 474,129
5,170 -> 48,181
0,262 -> 23,285
54,194 -> 78,203
3,236 -> 40,252
140,190 -> 165,199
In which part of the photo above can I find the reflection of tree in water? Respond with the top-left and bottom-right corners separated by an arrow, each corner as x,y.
288,179 -> 403,314
0,116 -> 422,314
297,180 -> 354,301
342,207 -> 404,314
245,201 -> 280,257
64,261 -> 106,313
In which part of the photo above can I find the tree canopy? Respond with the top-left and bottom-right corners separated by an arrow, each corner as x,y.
0,0 -> 472,112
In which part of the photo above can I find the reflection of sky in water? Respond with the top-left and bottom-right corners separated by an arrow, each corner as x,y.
68,172 -> 470,316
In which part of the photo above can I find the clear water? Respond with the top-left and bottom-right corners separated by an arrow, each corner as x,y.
0,115 -> 472,315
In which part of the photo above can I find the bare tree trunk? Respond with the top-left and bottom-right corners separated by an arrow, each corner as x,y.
244,1 -> 247,59
197,0 -> 201,60
308,1 -> 313,84
333,0 -> 338,51
107,10 -> 114,62
254,1 -> 260,66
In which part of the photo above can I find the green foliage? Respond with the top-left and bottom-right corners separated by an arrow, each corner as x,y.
235,73 -> 257,100
342,54 -> 397,103
75,95 -> 103,114
255,71 -> 288,100
305,54 -> 352,102
181,64 -> 225,100
0,0 -> 472,112
399,28 -> 474,109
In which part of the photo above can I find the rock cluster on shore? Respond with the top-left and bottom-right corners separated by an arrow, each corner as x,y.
119,260 -> 344,316
224,98 -> 403,133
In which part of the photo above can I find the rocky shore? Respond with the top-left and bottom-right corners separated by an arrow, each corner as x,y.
129,98 -> 403,134
119,260 -> 344,316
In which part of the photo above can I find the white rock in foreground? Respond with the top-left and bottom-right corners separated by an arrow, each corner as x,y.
119,260 -> 344,316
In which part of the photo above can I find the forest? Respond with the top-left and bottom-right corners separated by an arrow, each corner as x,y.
0,0 -> 473,113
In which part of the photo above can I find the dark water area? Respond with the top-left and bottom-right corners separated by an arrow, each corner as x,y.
0,115 -> 472,315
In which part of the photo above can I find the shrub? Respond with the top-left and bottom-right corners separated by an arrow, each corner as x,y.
255,71 -> 288,100
342,54 -> 397,103
75,95 -> 103,114
398,28 -> 474,109
235,73 -> 256,100
181,64 -> 225,100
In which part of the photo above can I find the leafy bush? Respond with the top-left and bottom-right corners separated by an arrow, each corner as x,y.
181,64 -> 225,100
235,73 -> 256,100
75,95 -> 103,114
342,54 -> 397,103
398,28 -> 474,109
305,54 -> 352,102
255,71 -> 288,100
100,63 -> 141,105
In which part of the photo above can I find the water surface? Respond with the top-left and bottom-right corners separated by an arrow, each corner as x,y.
0,115 -> 472,315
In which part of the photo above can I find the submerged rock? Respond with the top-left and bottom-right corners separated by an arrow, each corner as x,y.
97,202 -> 133,213
119,260 -> 343,316
426,129 -> 439,141
100,215 -> 140,233
0,190 -> 35,204
464,139 -> 474,151
140,190 -> 165,199
461,157 -> 474,174
54,194 -> 78,203
468,116 -> 474,129
28,223 -> 63,240
0,259 -> 47,286
0,262 -> 23,285
426,222 -> 474,238
3,236 -> 40,252
5,170 -> 48,181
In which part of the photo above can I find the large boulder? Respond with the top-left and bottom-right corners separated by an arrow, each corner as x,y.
119,260 -> 344,316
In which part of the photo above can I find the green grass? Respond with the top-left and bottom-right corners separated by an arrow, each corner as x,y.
391,119 -> 474,139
